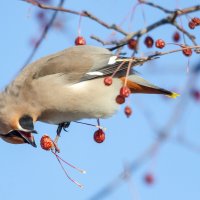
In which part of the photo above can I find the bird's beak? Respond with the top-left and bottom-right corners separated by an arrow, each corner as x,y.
8,129 -> 38,147
18,130 -> 37,147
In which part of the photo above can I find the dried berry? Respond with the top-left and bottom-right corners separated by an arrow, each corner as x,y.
94,129 -> 105,143
120,86 -> 131,98
155,39 -> 165,49
173,31 -> 180,42
144,173 -> 154,185
104,76 -> 113,86
188,21 -> 196,29
144,36 -> 154,48
124,106 -> 132,117
75,36 -> 86,45
116,95 -> 125,104
40,135 -> 53,150
192,17 -> 200,26
128,38 -> 138,50
191,90 -> 200,101
182,46 -> 192,57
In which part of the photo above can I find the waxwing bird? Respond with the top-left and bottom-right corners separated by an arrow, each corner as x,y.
0,45 -> 178,147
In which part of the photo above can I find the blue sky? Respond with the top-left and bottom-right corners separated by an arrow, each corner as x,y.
0,0 -> 200,200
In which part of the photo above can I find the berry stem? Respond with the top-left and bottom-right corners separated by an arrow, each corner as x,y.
124,60 -> 133,86
78,14 -> 83,36
54,153 -> 84,188
150,45 -> 199,58
73,121 -> 107,131
52,151 -> 86,174
97,118 -> 100,126
111,60 -> 126,77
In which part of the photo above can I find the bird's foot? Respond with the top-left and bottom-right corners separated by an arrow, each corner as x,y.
53,122 -> 71,153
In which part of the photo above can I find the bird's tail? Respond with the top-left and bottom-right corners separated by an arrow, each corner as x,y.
121,74 -> 179,98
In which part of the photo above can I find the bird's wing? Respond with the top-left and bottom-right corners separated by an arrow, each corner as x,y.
18,45 -> 149,85
22,45 -> 115,84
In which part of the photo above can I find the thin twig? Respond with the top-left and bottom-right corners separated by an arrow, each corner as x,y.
150,45 -> 200,58
23,0 -> 200,49
139,0 -> 174,14
23,0 -> 128,36
93,5 -> 200,48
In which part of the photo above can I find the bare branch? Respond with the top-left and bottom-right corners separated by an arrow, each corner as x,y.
139,0 -> 173,14
108,5 -> 200,49
150,45 -> 200,58
23,0 -> 200,49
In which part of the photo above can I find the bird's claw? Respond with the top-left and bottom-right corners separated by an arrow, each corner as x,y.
53,122 -> 71,153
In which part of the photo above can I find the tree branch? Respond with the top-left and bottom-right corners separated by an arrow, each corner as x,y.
23,0 -> 128,36
139,0 -> 174,14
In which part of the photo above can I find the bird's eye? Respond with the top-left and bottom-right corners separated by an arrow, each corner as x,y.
19,115 -> 34,130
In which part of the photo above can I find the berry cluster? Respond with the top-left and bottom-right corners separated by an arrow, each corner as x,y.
188,17 -> 200,29
128,32 -> 182,50
103,77 -> 133,118
115,86 -> 131,106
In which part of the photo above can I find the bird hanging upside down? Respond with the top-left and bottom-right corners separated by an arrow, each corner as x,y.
0,45 -> 178,148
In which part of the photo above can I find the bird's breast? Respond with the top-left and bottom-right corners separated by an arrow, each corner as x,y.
38,78 -> 122,124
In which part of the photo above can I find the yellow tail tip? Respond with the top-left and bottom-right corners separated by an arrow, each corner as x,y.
166,92 -> 180,99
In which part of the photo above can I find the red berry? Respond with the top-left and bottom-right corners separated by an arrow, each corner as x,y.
128,38 -> 138,50
120,86 -> 131,98
75,36 -> 86,45
191,90 -> 200,101
104,76 -> 113,86
155,39 -> 165,49
93,129 -> 105,143
124,106 -> 132,117
116,95 -> 125,104
144,173 -> 154,185
182,46 -> 192,57
173,31 -> 180,42
192,17 -> 200,26
188,21 -> 196,29
144,36 -> 154,48
40,135 -> 53,151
